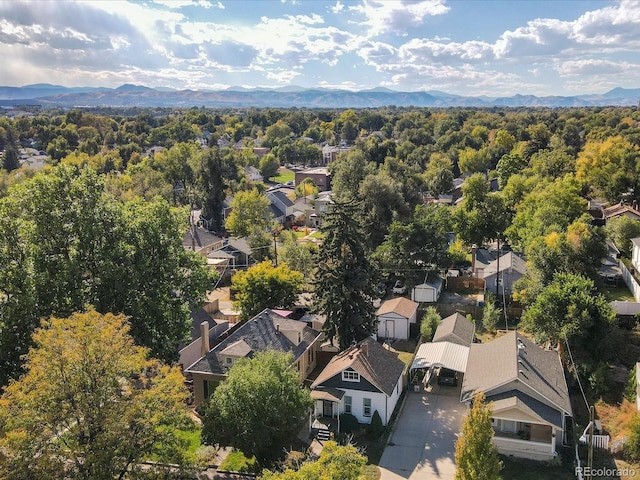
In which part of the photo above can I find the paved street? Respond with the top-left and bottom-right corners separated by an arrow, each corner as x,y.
378,384 -> 466,480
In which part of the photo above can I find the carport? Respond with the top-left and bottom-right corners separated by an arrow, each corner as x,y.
410,341 -> 469,385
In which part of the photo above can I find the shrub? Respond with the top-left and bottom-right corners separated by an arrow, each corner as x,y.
368,410 -> 384,437
421,307 -> 441,341
625,414 -> 640,462
218,450 -> 260,474
339,413 -> 360,434
625,364 -> 637,403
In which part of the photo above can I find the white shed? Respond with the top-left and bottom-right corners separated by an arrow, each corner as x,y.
375,297 -> 419,341
411,278 -> 443,303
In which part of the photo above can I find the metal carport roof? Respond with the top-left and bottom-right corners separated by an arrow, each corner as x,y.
410,341 -> 469,374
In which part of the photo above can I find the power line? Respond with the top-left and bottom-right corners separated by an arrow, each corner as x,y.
564,335 -> 590,412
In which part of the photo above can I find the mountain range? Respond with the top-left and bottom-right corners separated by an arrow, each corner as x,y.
1,84 -> 639,109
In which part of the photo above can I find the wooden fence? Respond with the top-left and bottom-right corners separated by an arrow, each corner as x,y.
445,276 -> 485,290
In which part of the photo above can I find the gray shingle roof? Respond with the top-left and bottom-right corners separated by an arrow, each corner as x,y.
482,252 -> 527,277
610,301 -> 640,316
461,331 -> 571,416
433,313 -> 476,347
185,309 -> 320,375
487,390 -> 563,429
311,337 -> 405,396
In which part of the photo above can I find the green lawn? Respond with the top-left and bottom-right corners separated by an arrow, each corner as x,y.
272,168 -> 295,184
604,284 -> 635,302
177,427 -> 202,456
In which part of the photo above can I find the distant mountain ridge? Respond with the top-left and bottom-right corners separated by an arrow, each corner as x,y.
0,84 -> 639,108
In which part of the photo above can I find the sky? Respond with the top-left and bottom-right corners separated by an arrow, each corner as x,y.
1,0 -> 639,96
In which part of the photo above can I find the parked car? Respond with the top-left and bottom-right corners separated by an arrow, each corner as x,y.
437,368 -> 458,386
392,280 -> 406,295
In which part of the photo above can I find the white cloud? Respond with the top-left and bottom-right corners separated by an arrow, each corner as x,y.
331,1 -> 344,14
349,0 -> 449,37
555,58 -> 640,76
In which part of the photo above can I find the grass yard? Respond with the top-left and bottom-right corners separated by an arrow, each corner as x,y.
604,284 -> 635,302
272,168 -> 295,184
177,427 -> 202,457
388,339 -> 418,367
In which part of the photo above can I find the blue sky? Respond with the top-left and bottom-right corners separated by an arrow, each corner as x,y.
0,0 -> 639,96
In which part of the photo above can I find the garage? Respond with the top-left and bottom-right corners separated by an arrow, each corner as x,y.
409,341 -> 469,387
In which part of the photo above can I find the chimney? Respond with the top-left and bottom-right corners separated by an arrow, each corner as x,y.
471,244 -> 477,274
361,342 -> 368,356
276,324 -> 280,334
200,321 -> 210,357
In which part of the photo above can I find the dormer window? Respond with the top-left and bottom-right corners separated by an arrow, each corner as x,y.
342,370 -> 360,382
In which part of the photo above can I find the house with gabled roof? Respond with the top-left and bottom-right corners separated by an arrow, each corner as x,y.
185,308 -> 322,407
310,337 -> 405,429
482,251 -> 527,296
375,297 -> 419,341
460,331 -> 572,461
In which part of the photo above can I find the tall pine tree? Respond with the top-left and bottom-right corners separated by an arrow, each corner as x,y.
312,198 -> 377,350
455,392 -> 502,480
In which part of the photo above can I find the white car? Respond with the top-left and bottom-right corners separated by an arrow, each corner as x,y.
392,280 -> 406,295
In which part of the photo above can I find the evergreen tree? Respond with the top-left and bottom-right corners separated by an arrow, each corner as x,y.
312,198 -> 377,349
455,392 -> 502,480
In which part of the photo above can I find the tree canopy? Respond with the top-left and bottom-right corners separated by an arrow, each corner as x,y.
455,392 -> 502,480
0,165 -> 211,385
0,310 -> 194,480
231,261 -> 304,320
201,350 -> 312,465
312,199 -> 378,349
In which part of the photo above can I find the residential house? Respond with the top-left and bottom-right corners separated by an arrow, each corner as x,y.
243,165 -> 263,183
309,190 -> 333,227
207,238 -> 253,270
179,309 -> 230,371
310,337 -> 405,428
482,251 -> 527,297
182,210 -> 224,257
603,203 -> 640,223
185,308 -> 322,407
321,144 -> 351,165
461,331 -> 572,461
266,189 -> 295,226
376,297 -> 419,341
599,240 -> 622,285
295,167 -> 332,192
470,245 -> 499,278
631,237 -> 640,272
610,300 -> 640,329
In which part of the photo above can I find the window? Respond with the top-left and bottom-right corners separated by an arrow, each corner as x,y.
363,398 -> 372,417
307,348 -> 314,365
344,396 -> 352,414
225,357 -> 234,365
342,370 -> 360,382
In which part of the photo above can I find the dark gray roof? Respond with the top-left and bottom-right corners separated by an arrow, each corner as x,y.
610,301 -> 640,316
461,331 -> 571,416
311,337 -> 405,396
474,248 -> 499,267
186,309 -> 320,375
433,313 -> 476,347
486,390 -> 563,429
182,227 -> 222,252
269,190 -> 294,207
269,203 -> 285,218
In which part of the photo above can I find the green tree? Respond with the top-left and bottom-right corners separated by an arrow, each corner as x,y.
279,230 -> 317,277
625,414 -> 640,462
496,153 -> 527,189
225,188 -> 272,237
520,272 -> 615,368
606,215 -> 640,257
0,166 -> 210,385
259,153 -> 280,180
0,310 -> 194,480
312,199 -> 378,349
261,441 -> 367,480
2,147 -> 19,172
329,149 -> 372,201
455,392 -> 502,480
231,261 -> 303,320
420,306 -> 442,341
482,300 -> 500,333
198,147 -> 238,232
201,350 -> 312,465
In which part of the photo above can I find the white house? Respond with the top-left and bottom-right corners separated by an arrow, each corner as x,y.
375,297 -> 419,341
461,331 -> 572,461
243,165 -> 263,183
310,337 -> 405,429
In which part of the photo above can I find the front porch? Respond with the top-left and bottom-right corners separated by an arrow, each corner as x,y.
310,388 -> 344,438
492,420 -> 558,461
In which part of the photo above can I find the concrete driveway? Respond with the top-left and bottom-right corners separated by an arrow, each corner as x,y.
378,383 -> 467,480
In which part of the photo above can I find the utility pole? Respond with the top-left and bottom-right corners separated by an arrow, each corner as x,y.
587,405 -> 595,480
273,229 -> 279,266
